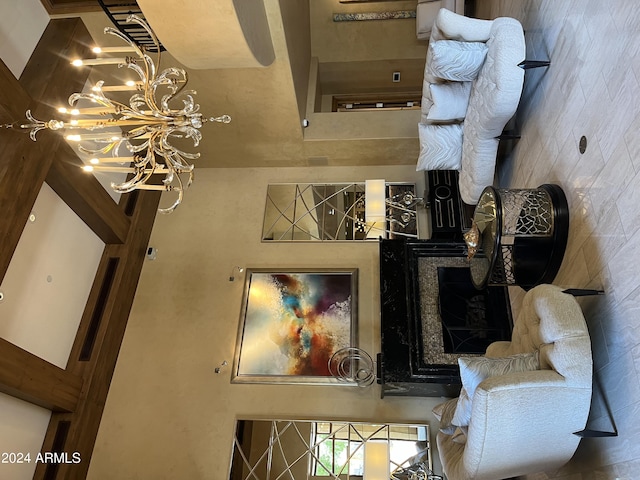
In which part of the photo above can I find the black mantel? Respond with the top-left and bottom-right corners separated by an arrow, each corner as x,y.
377,239 -> 512,398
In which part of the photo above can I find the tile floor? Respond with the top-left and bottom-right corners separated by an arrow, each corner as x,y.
474,0 -> 640,478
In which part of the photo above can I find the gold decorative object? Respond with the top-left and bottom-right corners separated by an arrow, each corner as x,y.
463,220 -> 480,260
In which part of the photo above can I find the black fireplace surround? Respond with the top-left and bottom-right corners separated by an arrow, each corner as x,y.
377,239 -> 513,397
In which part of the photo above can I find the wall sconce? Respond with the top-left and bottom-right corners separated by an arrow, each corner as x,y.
215,360 -> 228,374
229,266 -> 244,281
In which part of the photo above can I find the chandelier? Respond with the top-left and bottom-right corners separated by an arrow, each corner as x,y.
3,15 -> 230,213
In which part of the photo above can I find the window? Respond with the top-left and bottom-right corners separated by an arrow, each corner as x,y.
311,422 -> 430,477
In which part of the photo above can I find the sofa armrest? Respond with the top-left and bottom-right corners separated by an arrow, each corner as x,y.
416,1 -> 442,40
432,8 -> 493,42
484,341 -> 512,358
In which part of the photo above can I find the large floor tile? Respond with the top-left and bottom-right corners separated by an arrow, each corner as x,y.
482,0 -> 640,478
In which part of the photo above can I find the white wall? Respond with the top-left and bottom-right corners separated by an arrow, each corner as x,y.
87,165 -> 445,480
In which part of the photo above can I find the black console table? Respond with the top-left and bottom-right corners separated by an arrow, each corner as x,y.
426,170 -> 475,241
377,239 -> 513,397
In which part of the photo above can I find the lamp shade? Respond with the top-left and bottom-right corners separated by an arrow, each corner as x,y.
365,179 -> 386,223
364,440 -> 389,480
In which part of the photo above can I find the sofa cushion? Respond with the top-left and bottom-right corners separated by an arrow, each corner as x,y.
416,123 -> 463,171
452,352 -> 540,427
432,397 -> 459,435
429,40 -> 488,81
451,427 -> 467,444
421,78 -> 435,115
427,81 -> 472,122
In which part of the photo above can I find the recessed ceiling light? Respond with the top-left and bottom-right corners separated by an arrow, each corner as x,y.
29,212 -> 36,222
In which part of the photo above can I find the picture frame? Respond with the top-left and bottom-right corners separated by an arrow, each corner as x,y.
232,268 -> 358,385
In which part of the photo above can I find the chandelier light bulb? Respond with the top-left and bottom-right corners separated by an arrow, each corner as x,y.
71,59 -> 83,67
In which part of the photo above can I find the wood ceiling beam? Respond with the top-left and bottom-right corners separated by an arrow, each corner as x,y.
1,16 -> 160,480
34,189 -> 160,480
0,338 -> 83,413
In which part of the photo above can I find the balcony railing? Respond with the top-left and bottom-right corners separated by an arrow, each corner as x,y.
97,0 -> 165,52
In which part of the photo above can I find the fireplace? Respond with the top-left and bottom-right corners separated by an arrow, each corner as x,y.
378,239 -> 513,397
437,266 -> 512,354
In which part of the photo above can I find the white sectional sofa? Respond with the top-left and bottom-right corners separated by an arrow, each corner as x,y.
418,9 -> 526,205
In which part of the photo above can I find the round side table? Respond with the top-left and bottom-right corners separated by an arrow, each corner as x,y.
469,184 -> 569,290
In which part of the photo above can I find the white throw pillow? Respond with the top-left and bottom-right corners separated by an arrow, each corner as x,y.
416,123 -> 463,171
452,352 -> 540,427
429,40 -> 488,82
427,81 -> 472,122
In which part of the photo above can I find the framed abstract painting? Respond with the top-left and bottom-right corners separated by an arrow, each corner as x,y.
231,268 -> 358,385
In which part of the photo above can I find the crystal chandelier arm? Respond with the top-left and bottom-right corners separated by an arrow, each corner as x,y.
123,59 -> 151,89
111,151 -> 157,193
69,91 -> 115,110
123,15 -> 163,61
102,26 -> 146,62
159,147 -> 195,172
157,185 -> 184,215
155,68 -> 190,96
78,141 -> 120,156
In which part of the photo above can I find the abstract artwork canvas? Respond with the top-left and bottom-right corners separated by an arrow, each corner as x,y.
232,269 -> 358,384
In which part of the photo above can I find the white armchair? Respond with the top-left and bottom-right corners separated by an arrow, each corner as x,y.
416,0 -> 465,40
436,284 -> 593,480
